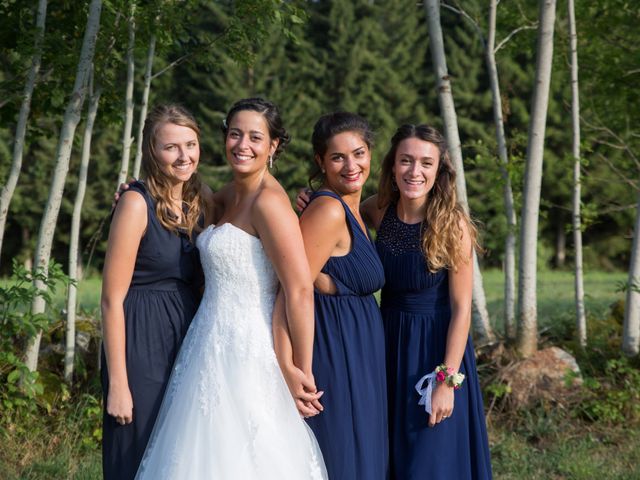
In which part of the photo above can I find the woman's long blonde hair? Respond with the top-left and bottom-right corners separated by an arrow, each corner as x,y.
378,124 -> 479,272
141,104 -> 204,238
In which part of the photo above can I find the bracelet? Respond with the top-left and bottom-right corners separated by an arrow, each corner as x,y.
435,364 -> 465,389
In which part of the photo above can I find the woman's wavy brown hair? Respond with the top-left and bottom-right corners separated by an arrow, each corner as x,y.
378,124 -> 479,272
141,104 -> 204,238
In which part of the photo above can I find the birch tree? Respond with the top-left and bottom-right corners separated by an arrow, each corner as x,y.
25,0 -> 103,372
623,193 -> 640,356
517,0 -> 557,358
116,1 -> 136,187
568,0 -> 586,347
65,68 -> 101,383
132,32 -> 155,179
424,0 -> 494,344
486,0 -> 519,340
0,0 -> 48,264
441,0 -> 532,339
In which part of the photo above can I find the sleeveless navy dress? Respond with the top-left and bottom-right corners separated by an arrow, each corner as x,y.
376,204 -> 492,480
101,182 -> 203,480
305,190 -> 389,480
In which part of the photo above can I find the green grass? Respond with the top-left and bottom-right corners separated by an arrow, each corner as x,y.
483,269 -> 627,332
490,417 -> 640,479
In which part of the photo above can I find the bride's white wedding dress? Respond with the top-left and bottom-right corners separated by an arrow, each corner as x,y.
136,223 -> 327,479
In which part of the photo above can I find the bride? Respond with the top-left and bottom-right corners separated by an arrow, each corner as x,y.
136,98 -> 327,479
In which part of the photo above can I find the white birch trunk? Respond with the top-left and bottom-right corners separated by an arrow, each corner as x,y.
568,0 -> 586,347
0,0 -> 48,265
424,0 -> 495,344
116,3 -> 136,186
132,33 -> 156,179
25,0 -> 102,373
622,192 -> 640,356
487,0 -> 518,339
65,73 -> 101,383
517,0 -> 557,358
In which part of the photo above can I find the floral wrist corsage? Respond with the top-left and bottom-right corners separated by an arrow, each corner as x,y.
435,364 -> 465,389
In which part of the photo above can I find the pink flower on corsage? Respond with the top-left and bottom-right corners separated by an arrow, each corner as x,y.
434,363 -> 465,389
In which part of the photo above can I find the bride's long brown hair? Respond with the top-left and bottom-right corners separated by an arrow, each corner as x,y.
141,104 -> 204,238
378,124 -> 479,272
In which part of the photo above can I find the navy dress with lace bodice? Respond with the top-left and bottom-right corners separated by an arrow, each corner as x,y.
376,203 -> 492,479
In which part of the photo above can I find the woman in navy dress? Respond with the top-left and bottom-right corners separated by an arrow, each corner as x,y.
278,112 -> 388,479
101,105 -> 215,479
361,124 -> 492,479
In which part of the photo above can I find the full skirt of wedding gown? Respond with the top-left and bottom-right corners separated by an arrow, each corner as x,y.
136,223 -> 327,479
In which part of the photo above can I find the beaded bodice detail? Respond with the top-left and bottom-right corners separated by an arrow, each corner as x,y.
376,203 -> 449,299
375,203 -> 424,256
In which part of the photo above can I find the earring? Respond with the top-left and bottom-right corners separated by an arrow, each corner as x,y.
321,168 -> 326,174
268,155 -> 273,169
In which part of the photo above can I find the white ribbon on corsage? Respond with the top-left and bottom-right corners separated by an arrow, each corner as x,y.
415,371 -> 454,415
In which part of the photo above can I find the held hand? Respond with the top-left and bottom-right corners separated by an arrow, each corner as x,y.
295,188 -> 311,213
112,178 -> 136,209
282,364 -> 324,417
428,382 -> 454,427
107,384 -> 134,425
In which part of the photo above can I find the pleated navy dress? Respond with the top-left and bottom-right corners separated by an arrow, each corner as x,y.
305,190 -> 389,480
101,181 -> 203,480
376,204 -> 492,480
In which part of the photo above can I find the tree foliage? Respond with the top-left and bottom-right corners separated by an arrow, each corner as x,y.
0,0 -> 635,280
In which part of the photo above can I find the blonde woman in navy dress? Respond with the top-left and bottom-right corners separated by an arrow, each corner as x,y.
101,105 -> 215,479
361,124 -> 492,479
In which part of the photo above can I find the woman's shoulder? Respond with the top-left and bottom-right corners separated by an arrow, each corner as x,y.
112,187 -> 148,223
301,192 -> 346,225
254,180 -> 290,212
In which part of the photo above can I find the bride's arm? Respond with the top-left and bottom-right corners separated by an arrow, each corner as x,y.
253,188 -> 317,382
272,290 -> 323,416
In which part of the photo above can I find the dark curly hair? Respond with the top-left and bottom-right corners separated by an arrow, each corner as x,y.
221,97 -> 291,161
308,111 -> 374,189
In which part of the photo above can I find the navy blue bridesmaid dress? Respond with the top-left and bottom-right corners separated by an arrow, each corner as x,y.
101,181 -> 203,480
305,190 -> 389,480
376,203 -> 492,480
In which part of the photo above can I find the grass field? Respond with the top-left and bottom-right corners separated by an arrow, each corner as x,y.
58,268 -> 628,324
483,268 -> 626,332
2,268 -> 636,479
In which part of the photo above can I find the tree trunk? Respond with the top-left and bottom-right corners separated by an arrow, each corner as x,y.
22,226 -> 32,271
517,0 -> 557,358
487,0 -> 518,339
567,0 -> 586,348
25,0 -> 102,373
0,0 -> 48,265
424,0 -> 495,344
555,222 -> 566,267
116,3 -> 136,187
623,191 -> 640,356
65,72 -> 101,383
132,33 -> 156,179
